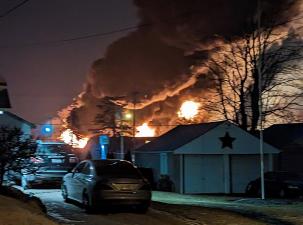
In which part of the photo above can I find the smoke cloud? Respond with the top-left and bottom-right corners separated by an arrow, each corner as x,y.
63,0 -> 301,135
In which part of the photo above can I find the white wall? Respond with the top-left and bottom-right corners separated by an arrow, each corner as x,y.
0,113 -> 32,137
230,154 -> 269,193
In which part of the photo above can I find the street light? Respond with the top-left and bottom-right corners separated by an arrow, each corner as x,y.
124,113 -> 132,120
41,124 -> 53,137
119,111 -> 133,160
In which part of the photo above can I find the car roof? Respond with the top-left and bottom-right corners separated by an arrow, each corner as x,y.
90,159 -> 132,166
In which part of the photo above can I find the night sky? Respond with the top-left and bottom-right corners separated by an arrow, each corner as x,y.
0,0 -> 138,124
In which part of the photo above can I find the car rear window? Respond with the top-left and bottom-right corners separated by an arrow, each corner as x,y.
37,144 -> 72,155
95,161 -> 142,179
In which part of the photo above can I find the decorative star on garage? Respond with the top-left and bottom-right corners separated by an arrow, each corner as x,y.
219,132 -> 236,149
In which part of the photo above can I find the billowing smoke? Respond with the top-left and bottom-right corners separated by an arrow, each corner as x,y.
62,0 -> 301,136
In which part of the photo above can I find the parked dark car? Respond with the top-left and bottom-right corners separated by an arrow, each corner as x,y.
21,142 -> 79,189
61,160 -> 152,213
246,171 -> 303,198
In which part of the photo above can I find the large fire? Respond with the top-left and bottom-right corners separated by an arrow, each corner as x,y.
60,129 -> 89,148
136,123 -> 155,137
178,100 -> 200,120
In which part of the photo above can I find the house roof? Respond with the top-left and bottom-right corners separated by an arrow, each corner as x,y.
135,121 -> 225,152
264,123 -> 303,150
3,111 -> 36,128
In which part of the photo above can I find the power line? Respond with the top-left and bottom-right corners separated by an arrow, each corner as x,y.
0,0 -> 30,19
0,23 -> 151,49
1,7 -> 302,49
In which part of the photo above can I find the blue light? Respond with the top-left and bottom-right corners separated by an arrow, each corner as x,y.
41,124 -> 53,136
101,144 -> 106,159
45,127 -> 51,132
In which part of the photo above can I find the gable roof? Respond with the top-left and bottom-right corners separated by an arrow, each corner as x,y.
2,111 -> 36,128
135,121 -> 225,152
264,123 -> 303,149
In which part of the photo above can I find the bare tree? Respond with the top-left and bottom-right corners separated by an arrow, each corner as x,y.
95,96 -> 132,137
204,27 -> 303,132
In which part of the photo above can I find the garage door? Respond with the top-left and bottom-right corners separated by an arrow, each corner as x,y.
184,155 -> 224,194
231,155 -> 268,193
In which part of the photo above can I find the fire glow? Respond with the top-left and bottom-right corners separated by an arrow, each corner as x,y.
178,100 -> 200,120
136,123 -> 155,137
60,129 -> 89,148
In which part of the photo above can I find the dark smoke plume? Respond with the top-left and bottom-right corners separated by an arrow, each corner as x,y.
65,0 -> 301,135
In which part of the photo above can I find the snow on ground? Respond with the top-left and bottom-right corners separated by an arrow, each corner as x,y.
0,195 -> 58,225
152,191 -> 303,225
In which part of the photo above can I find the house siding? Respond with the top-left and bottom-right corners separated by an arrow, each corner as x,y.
0,113 -> 32,137
135,153 -> 160,183
168,153 -> 180,192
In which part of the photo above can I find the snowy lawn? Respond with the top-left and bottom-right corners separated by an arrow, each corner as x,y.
152,191 -> 303,225
0,195 -> 58,225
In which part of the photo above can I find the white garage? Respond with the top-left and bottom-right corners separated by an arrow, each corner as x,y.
135,121 -> 280,194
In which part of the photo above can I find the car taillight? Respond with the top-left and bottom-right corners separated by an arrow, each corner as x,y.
69,157 -> 78,163
30,157 -> 44,164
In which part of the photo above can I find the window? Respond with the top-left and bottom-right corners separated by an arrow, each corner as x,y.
82,163 -> 92,175
95,161 -> 142,179
74,162 -> 86,173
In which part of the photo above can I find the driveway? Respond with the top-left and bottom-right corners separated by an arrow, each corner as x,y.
21,188 -> 303,225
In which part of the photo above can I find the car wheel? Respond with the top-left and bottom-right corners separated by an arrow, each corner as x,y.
82,192 -> 93,213
61,185 -> 70,203
21,175 -> 30,190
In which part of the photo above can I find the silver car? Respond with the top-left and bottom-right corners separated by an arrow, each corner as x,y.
61,159 -> 152,212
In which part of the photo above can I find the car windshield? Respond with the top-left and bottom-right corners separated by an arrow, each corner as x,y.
94,161 -> 142,179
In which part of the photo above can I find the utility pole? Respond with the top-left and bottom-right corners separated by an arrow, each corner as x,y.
131,91 -> 138,163
132,91 -> 138,138
119,108 -> 124,160
257,0 -> 265,200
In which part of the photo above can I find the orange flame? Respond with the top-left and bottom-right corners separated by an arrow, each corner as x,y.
60,129 -> 89,148
178,100 -> 200,120
136,123 -> 155,137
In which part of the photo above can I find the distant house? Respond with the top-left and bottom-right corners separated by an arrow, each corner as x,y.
0,111 -> 35,136
82,135 -> 155,160
134,121 -> 280,194
264,123 -> 303,173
